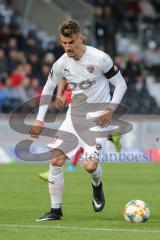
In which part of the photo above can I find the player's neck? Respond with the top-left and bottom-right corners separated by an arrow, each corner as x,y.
74,45 -> 86,60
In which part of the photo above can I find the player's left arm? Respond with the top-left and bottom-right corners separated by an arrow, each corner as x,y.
96,55 -> 127,128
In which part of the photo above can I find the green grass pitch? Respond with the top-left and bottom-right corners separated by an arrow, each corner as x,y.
0,163 -> 160,240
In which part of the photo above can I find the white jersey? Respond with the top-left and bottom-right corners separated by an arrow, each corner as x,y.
53,46 -> 112,104
36,45 -> 127,159
37,45 -> 127,121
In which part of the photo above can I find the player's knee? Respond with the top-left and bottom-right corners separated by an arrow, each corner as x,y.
83,158 -> 98,173
50,149 -> 67,167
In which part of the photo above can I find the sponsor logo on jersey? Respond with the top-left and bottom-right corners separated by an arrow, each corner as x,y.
87,65 -> 94,73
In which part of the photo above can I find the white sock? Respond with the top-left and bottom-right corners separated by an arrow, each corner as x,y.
48,164 -> 64,209
89,164 -> 102,187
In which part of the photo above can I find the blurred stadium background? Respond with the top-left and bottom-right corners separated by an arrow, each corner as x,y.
1,3 -> 160,239
0,0 -> 160,163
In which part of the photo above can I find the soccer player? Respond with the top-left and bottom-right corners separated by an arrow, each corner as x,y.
29,19 -> 127,221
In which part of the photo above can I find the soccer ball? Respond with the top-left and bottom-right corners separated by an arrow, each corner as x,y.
124,200 -> 150,223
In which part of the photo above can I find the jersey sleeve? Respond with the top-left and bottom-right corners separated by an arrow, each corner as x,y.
47,60 -> 64,87
99,53 -> 113,73
109,71 -> 127,106
36,61 -> 64,121
99,53 -> 127,107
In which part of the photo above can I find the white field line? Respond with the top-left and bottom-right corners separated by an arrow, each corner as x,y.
0,224 -> 160,234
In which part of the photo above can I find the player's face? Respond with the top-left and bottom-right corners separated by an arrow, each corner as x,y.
60,33 -> 83,59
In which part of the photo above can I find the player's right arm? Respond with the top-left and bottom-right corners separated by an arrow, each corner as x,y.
54,78 -> 67,109
29,61 -> 64,138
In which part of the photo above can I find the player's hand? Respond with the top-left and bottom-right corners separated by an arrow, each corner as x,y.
29,120 -> 44,138
95,108 -> 114,128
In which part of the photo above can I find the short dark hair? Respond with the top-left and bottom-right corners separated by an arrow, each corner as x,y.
59,19 -> 81,37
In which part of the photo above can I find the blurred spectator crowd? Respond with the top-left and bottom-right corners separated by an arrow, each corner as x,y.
87,0 -> 160,114
0,1 -> 160,114
0,2 -> 64,113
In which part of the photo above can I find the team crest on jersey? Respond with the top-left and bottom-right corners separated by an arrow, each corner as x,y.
96,143 -> 102,150
87,65 -> 94,73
